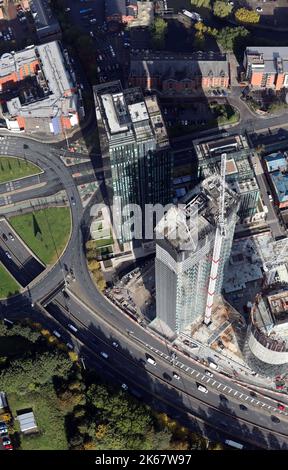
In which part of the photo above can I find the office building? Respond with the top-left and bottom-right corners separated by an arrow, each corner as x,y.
153,175 -> 239,336
129,51 -> 229,95
0,41 -> 79,134
244,47 -> 288,90
94,80 -> 173,240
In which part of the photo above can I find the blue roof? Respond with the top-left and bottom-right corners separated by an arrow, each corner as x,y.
264,152 -> 287,173
270,170 -> 288,203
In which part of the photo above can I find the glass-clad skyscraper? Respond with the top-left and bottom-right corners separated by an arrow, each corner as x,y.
154,176 -> 240,335
94,81 -> 173,241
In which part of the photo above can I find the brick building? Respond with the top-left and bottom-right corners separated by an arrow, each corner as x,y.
0,41 -> 79,134
244,47 -> 288,90
129,52 -> 229,95
105,0 -> 138,24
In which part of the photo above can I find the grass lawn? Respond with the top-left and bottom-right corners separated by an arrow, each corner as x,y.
0,263 -> 19,298
8,385 -> 68,450
9,207 -> 71,265
0,157 -> 41,184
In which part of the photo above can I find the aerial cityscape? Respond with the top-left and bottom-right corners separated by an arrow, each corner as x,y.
1,0 -> 288,455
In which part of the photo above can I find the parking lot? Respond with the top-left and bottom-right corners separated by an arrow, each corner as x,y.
63,0 -> 129,84
0,218 -> 45,287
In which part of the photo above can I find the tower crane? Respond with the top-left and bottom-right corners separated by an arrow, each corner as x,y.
204,153 -> 227,326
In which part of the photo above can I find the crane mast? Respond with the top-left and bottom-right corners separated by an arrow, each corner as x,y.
204,153 -> 227,326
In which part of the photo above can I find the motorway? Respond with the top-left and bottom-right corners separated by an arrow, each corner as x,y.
0,125 -> 288,448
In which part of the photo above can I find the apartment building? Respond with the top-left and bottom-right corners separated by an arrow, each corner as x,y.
105,0 -> 138,24
244,47 -> 288,90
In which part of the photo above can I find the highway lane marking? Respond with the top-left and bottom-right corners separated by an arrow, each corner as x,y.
250,399 -> 254,403
185,367 -> 190,372
239,394 -> 243,398
227,388 -> 232,394
190,370 -> 195,375
180,364 -> 185,369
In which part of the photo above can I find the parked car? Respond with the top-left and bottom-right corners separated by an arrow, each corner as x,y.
2,437 -> 11,445
121,383 -> 128,390
2,233 -> 7,241
112,341 -> 119,348
8,233 -> 14,241
205,370 -> 213,378
173,372 -> 180,380
5,251 -> 11,259
277,404 -> 285,411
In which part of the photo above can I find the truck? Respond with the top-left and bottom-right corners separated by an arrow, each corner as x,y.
225,439 -> 244,450
182,9 -> 202,22
79,8 -> 93,15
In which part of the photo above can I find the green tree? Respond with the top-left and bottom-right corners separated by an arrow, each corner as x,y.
235,7 -> 260,24
191,0 -> 211,9
150,18 -> 168,49
213,1 -> 232,18
216,26 -> 249,51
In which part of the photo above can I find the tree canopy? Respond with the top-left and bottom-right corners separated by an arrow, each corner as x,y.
213,1 -> 233,18
235,7 -> 260,24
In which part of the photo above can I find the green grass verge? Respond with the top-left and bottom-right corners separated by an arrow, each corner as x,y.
8,385 -> 68,450
0,263 -> 19,298
0,157 -> 41,184
9,207 -> 71,265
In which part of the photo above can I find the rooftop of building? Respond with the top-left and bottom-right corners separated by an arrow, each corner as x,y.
129,51 -> 229,79
264,151 -> 288,173
130,1 -> 153,28
105,0 -> 137,17
252,286 -> 288,343
194,134 -> 249,160
155,175 -> 239,252
245,47 -> 288,74
30,0 -> 59,32
0,42 -> 76,119
94,80 -> 169,148
269,169 -> 288,203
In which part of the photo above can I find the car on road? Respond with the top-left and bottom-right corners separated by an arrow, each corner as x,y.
205,370 -> 213,378
68,323 -> 78,333
121,383 -> 128,390
256,7 -> 263,12
70,196 -> 76,206
100,351 -> 109,359
219,394 -> 228,402
197,384 -> 208,394
2,437 -> 11,445
66,342 -> 73,350
2,233 -> 7,241
65,7 -> 71,12
53,330 -> 61,339
239,404 -> 248,411
8,233 -> 14,241
271,415 -> 280,423
112,341 -> 119,348
3,443 -> 13,450
146,356 -> 156,366
5,251 -> 11,259
209,361 -> 218,370
277,404 -> 285,411
173,372 -> 180,380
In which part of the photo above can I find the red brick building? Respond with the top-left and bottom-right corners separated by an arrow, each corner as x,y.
244,47 -> 288,90
129,52 -> 229,95
105,0 -> 138,24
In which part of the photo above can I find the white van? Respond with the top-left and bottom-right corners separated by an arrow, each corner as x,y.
100,351 -> 109,359
68,323 -> 78,333
209,362 -> 218,370
53,330 -> 61,338
197,384 -> 208,394
147,357 -> 156,366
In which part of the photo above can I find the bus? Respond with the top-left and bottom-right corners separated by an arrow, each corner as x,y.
225,440 -> 244,450
79,8 -> 93,15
